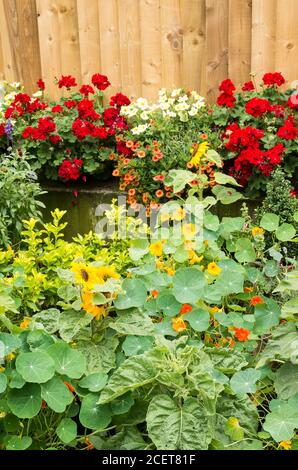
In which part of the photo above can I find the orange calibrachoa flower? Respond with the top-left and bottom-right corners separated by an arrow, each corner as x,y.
180,304 -> 193,315
126,140 -> 134,148
151,290 -> 159,299
112,169 -> 120,177
250,295 -> 264,306
155,189 -> 164,198
137,150 -> 146,158
172,317 -> 187,333
149,241 -> 163,257
234,327 -> 250,342
252,227 -> 265,237
207,262 -> 221,276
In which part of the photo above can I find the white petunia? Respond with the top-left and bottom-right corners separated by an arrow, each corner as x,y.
136,97 -> 149,109
131,123 -> 150,135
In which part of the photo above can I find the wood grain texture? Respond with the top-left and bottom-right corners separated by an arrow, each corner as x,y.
139,0 -> 162,100
275,0 -> 298,88
98,0 -> 122,98
206,0 -> 229,102
77,0 -> 101,83
0,0 -> 16,81
180,0 -> 206,95
228,0 -> 252,86
160,0 -> 182,89
251,0 -> 277,83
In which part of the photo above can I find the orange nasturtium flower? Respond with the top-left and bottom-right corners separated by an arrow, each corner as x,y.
149,241 -> 163,257
210,306 -> 222,314
250,295 -> 264,306
64,381 -> 76,393
180,304 -> 193,315
252,227 -> 265,237
20,318 -> 31,330
234,327 -> 250,342
279,441 -> 291,450
151,290 -> 159,299
244,286 -> 254,293
172,317 -> 187,333
207,262 -> 221,276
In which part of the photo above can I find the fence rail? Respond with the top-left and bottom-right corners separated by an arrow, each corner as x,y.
0,0 -> 297,101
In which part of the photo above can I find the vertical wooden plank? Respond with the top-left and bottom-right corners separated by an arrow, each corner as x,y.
58,0 -> 81,83
251,0 -> 277,84
228,0 -> 252,86
98,0 -> 122,98
160,0 -> 182,90
206,0 -> 229,103
0,25 -> 4,80
117,0 -> 142,100
180,0 -> 206,95
16,0 -> 41,93
139,0 -> 162,100
275,0 -> 298,87
76,0 -> 101,83
0,0 -> 19,82
36,0 -> 62,98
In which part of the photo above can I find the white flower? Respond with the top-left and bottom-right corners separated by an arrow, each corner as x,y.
131,123 -> 150,135
136,97 -> 149,109
178,95 -> 188,102
189,107 -> 198,116
159,102 -> 170,111
174,102 -> 189,111
171,88 -> 181,97
195,96 -> 205,108
167,111 -> 177,118
140,111 -> 149,120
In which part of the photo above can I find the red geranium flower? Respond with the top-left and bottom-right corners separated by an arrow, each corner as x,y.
219,79 -> 236,94
277,118 -> 298,140
37,79 -> 45,91
262,72 -> 285,87
58,158 -> 83,181
64,100 -> 77,109
58,75 -> 77,89
286,93 -> 298,109
91,126 -> 108,139
80,84 -> 95,96
72,118 -> 91,140
110,93 -> 131,108
52,105 -> 63,113
217,93 -> 236,108
245,97 -> 271,117
242,81 -> 255,92
49,134 -> 62,145
0,123 -> 5,137
92,73 -> 110,91
103,107 -> 119,127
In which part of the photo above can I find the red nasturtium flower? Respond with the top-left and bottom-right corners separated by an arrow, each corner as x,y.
234,327 -> 250,342
250,295 -> 264,306
262,72 -> 285,87
180,304 -> 193,315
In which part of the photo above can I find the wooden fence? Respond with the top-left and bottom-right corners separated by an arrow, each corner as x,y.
0,0 -> 297,102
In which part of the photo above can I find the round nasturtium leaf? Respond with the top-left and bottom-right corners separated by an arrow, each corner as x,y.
47,342 -> 86,379
275,223 -> 296,242
56,418 -> 77,444
6,435 -> 32,450
114,279 -> 147,310
0,374 -> 7,393
184,308 -> 210,332
156,292 -> 181,317
111,392 -> 134,415
173,268 -> 205,303
260,213 -> 280,232
235,239 -> 256,263
230,368 -> 262,395
16,351 -> 56,384
79,373 -> 108,392
7,383 -> 41,419
79,393 -> 111,430
9,370 -> 25,389
41,377 -> 73,413
122,336 -> 154,357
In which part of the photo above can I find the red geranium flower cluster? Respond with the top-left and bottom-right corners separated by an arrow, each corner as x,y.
5,92 -> 47,119
22,116 -> 56,141
0,123 -> 6,137
277,117 -> 298,140
110,93 -> 131,108
263,72 -> 285,87
217,79 -> 236,107
92,73 -> 110,91
58,75 -> 77,89
58,158 -> 83,181
242,80 -> 255,92
245,97 -> 271,117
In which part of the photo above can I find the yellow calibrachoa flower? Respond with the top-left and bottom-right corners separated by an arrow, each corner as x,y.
252,227 -> 265,237
20,318 -> 31,330
279,440 -> 291,450
81,290 -> 107,321
182,224 -> 196,239
149,241 -> 163,257
188,141 -> 210,167
207,262 -> 221,276
173,207 -> 186,221
172,317 -> 187,333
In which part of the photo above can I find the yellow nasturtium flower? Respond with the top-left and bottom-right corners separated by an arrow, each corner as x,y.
149,241 -> 163,257
279,441 -> 291,450
252,227 -> 265,237
207,262 -> 221,276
